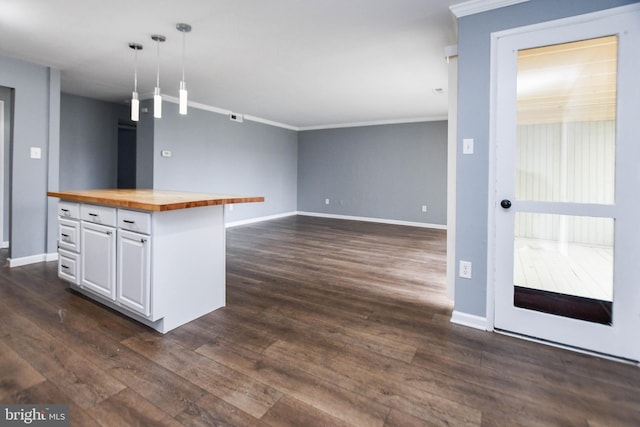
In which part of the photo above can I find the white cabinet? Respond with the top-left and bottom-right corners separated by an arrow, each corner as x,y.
117,229 -> 151,316
55,199 -> 226,333
80,221 -> 116,300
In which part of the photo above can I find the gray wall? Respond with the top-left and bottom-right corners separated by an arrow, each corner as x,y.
151,102 -> 298,222
0,55 -> 60,259
60,94 -> 125,190
455,0 -> 638,317
0,86 -> 11,242
298,121 -> 447,225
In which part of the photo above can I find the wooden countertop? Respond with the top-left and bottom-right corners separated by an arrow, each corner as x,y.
47,189 -> 265,212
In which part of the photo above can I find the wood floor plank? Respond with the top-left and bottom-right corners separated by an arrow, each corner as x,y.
122,332 -> 283,419
0,339 -> 46,400
174,392 -> 260,427
87,388 -> 182,427
195,337 -> 390,427
259,395 -> 353,427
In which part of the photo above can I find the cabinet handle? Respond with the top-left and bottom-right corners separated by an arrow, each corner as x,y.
61,233 -> 69,237
106,231 -> 112,235
88,213 -> 98,217
61,265 -> 69,269
123,220 -> 135,224
61,208 -> 69,212
140,238 -> 146,243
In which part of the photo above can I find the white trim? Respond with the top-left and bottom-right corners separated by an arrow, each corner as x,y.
1,241 -> 8,249
450,310 -> 488,330
243,114 -> 298,131
143,94 -> 448,132
297,211 -> 446,230
225,211 -> 297,228
495,329 -> 639,366
142,94 -> 299,131
0,101 -> 3,249
8,252 -> 58,268
298,116 -> 447,131
446,55 -> 458,301
450,0 -> 530,18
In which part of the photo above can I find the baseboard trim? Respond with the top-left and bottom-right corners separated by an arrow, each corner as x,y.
297,211 -> 447,230
1,241 -> 8,249
8,252 -> 58,268
450,310 -> 488,331
226,211 -> 297,228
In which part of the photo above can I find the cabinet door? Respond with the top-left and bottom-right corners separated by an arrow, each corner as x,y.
117,230 -> 151,316
81,222 -> 116,300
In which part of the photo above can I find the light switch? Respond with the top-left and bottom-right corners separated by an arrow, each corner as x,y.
161,150 -> 172,158
30,147 -> 42,159
463,138 -> 474,155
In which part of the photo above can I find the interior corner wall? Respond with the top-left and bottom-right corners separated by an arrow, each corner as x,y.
151,101 -> 298,222
60,93 -> 125,190
297,121 -> 448,225
0,55 -> 59,259
454,0 -> 639,318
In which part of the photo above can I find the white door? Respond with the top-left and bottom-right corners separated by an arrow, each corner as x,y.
117,230 -> 151,316
492,5 -> 640,361
81,222 -> 116,300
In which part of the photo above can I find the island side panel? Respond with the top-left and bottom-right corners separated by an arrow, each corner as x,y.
151,204 -> 226,333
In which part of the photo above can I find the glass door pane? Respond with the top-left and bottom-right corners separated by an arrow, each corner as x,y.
513,36 -> 617,324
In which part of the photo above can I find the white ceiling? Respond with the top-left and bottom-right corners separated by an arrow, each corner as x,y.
0,0 -> 460,129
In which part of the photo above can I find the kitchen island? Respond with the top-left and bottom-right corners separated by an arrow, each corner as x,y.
47,189 -> 264,333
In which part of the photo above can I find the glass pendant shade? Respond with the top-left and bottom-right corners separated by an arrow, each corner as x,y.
153,87 -> 162,118
131,91 -> 140,121
179,80 -> 187,115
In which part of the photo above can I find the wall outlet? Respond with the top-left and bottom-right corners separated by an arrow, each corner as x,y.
161,150 -> 172,158
325,198 -> 330,205
421,205 -> 427,213
459,260 -> 472,279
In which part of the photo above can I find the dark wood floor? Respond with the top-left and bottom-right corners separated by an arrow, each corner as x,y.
1,215 -> 640,426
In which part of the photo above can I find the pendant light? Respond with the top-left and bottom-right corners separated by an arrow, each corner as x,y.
151,34 -> 166,118
176,23 -> 192,115
129,43 -> 143,122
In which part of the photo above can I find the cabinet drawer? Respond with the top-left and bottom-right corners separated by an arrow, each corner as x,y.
58,201 -> 80,219
59,218 -> 80,252
118,209 -> 151,234
58,249 -> 80,284
81,204 -> 117,226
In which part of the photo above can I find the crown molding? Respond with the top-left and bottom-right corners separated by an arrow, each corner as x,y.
141,95 -> 445,132
450,0 -> 530,18
298,115 -> 447,131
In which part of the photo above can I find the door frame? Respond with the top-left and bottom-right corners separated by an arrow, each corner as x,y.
0,100 -> 4,248
487,3 -> 640,341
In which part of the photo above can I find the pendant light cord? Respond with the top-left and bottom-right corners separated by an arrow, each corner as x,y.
156,38 -> 161,88
182,31 -> 186,82
134,47 -> 139,92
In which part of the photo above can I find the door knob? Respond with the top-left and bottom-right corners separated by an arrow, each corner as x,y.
500,199 -> 512,209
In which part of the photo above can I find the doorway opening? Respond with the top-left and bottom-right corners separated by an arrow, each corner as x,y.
117,121 -> 137,189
